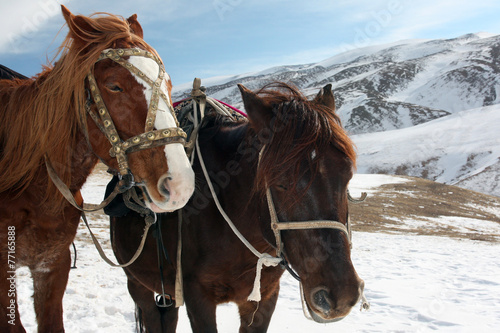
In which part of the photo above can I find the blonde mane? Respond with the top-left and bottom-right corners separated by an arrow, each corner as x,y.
0,11 -> 157,205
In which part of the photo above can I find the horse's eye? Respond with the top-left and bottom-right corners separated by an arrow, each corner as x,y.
276,184 -> 288,191
106,84 -> 123,92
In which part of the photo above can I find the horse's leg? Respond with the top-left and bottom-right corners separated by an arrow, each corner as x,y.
0,256 -> 26,332
31,248 -> 71,333
127,274 -> 179,333
184,282 -> 217,333
237,288 -> 279,333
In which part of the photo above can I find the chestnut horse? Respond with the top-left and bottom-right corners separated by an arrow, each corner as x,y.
111,83 -> 365,332
0,6 -> 194,333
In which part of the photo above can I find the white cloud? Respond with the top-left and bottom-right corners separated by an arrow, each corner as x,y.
3,0 -> 500,81
0,0 -> 73,53
0,0 -> 218,54
379,0 -> 500,39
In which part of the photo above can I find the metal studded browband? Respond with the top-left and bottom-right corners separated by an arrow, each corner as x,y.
86,48 -> 187,177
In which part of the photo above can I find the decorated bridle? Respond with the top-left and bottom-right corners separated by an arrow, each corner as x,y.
85,48 -> 187,184
45,48 -> 188,269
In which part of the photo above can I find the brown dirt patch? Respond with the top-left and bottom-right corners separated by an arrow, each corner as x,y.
350,176 -> 500,242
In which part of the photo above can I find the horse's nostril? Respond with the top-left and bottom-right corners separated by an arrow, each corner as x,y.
312,289 -> 332,313
159,177 -> 171,198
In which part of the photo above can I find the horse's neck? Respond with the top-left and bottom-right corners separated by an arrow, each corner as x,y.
35,69 -> 99,191
205,122 -> 259,206
209,122 -> 253,170
67,130 -> 99,192
197,122 -> 278,252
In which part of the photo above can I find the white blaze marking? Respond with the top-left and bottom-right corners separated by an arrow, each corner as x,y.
127,56 -> 176,129
128,55 -> 191,173
127,55 -> 194,210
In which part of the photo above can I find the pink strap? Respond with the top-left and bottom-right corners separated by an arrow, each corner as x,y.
173,98 -> 247,118
215,99 -> 247,117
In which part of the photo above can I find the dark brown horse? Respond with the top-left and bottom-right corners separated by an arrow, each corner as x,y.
0,65 -> 27,80
111,82 -> 364,332
0,6 -> 194,332
111,84 -> 364,332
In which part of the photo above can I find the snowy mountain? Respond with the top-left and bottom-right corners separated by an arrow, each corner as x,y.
354,104 -> 500,197
172,33 -> 500,196
173,32 -> 500,135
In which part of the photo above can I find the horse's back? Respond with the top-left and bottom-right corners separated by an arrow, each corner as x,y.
0,65 -> 30,123
0,64 -> 27,80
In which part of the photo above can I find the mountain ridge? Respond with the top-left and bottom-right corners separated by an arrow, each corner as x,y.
172,33 -> 500,196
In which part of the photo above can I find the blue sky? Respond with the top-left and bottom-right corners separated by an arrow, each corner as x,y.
1,0 -> 500,85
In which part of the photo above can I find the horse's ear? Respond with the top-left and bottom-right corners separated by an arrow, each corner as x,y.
127,14 -> 143,38
61,5 -> 73,22
238,84 -> 272,131
61,5 -> 97,47
314,83 -> 336,112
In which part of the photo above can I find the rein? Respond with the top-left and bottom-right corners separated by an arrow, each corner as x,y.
194,138 -> 282,302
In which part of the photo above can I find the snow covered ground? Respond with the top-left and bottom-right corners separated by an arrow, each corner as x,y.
353,104 -> 500,196
15,174 -> 500,332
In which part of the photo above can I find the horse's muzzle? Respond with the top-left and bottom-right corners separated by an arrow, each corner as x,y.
307,280 -> 364,323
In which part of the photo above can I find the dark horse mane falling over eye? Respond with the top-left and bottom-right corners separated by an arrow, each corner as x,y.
251,82 -> 356,204
111,82 -> 364,333
0,6 -> 194,333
